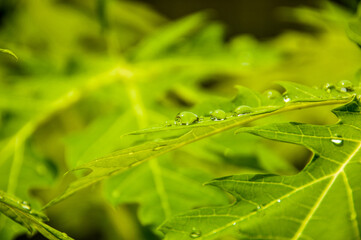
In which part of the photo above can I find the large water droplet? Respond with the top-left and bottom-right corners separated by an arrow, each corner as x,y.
233,105 -> 252,116
210,109 -> 226,121
263,89 -> 281,100
175,111 -> 198,125
283,95 -> 291,103
331,134 -> 343,146
336,80 -> 354,92
189,229 -> 202,238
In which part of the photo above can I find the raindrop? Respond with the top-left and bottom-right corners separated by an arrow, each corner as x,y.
189,229 -> 202,238
210,109 -> 226,121
164,120 -> 173,127
232,222 -> 237,226
283,95 -> 291,103
336,80 -> 354,92
277,199 -> 281,203
331,134 -> 343,146
263,89 -> 281,100
153,145 -> 165,151
323,83 -> 334,93
20,201 -> 31,211
331,139 -> 343,146
175,112 -> 199,125
233,105 -> 252,116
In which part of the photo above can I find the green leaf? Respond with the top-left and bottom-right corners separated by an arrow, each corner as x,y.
45,81 -> 355,208
104,156 -> 228,231
160,98 -> 361,240
0,191 -> 72,240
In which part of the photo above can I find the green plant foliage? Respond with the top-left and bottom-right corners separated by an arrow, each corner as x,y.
0,191 -> 72,240
1,1 -> 361,239
160,97 -> 361,239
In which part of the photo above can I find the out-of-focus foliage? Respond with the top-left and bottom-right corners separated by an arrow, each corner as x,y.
0,0 -> 361,239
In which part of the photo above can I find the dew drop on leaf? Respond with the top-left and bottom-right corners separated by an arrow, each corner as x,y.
233,105 -> 252,116
277,199 -> 281,203
164,120 -> 173,127
210,109 -> 226,121
232,222 -> 237,226
336,80 -> 353,92
331,139 -> 343,146
331,134 -> 343,146
189,229 -> 202,238
323,83 -> 334,93
283,95 -> 291,103
175,111 -> 199,125
20,201 -> 31,211
263,89 -> 281,99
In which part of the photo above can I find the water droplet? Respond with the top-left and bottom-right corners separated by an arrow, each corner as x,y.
152,145 -> 165,151
277,199 -> 281,203
331,134 -> 343,146
128,152 -> 134,155
283,95 -> 291,103
263,89 -> 281,100
210,109 -> 226,121
164,120 -> 173,127
233,105 -> 252,116
20,201 -> 31,211
336,80 -> 354,92
331,139 -> 343,146
175,111 -> 198,125
323,83 -> 334,93
189,229 -> 201,238
350,212 -> 357,220
232,222 -> 237,226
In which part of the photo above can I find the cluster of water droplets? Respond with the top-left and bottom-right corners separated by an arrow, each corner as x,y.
323,80 -> 355,93
172,104 -> 258,126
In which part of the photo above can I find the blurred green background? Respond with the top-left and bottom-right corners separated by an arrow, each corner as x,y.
0,0 -> 361,239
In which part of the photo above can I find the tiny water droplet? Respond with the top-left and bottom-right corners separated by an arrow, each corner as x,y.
277,199 -> 281,203
153,145 -> 165,151
164,120 -> 173,127
331,134 -> 343,146
20,201 -> 31,211
175,111 -> 198,125
232,222 -> 237,226
263,89 -> 281,100
257,205 -> 261,210
331,139 -> 343,146
189,229 -> 201,238
350,212 -> 357,220
323,83 -> 334,93
233,105 -> 252,116
210,109 -> 226,121
336,80 -> 354,92
283,95 -> 291,103
128,152 -> 134,155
